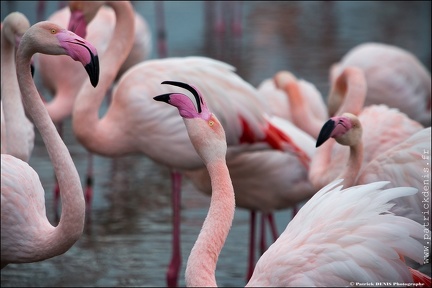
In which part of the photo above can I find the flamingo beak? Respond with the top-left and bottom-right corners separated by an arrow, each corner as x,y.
160,81 -> 202,113
316,118 -> 337,147
316,116 -> 352,147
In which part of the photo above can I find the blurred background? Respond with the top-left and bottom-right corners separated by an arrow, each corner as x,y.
1,1 -> 431,287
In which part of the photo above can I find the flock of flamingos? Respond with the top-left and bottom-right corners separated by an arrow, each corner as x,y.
1,1 -> 431,287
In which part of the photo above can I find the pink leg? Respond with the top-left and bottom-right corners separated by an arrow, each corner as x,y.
292,204 -> 299,219
231,1 -> 243,36
214,1 -> 225,34
37,1 -> 46,22
84,152 -> 94,213
267,213 -> 279,242
259,212 -> 267,255
155,1 -> 168,58
246,210 -> 256,281
166,170 -> 182,287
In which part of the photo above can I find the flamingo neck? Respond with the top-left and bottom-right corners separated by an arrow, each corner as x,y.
185,159 -> 235,287
338,141 -> 363,187
1,30 -> 29,158
285,81 -> 324,139
309,139 -> 335,190
15,41 -> 85,260
334,69 -> 366,116
72,1 -> 135,154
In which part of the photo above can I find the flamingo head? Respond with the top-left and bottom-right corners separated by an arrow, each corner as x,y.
153,81 -> 227,165
153,81 -> 212,120
316,113 -> 362,147
18,22 -> 99,87
68,1 -> 103,38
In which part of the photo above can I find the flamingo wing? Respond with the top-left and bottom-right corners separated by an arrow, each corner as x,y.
247,180 -> 427,286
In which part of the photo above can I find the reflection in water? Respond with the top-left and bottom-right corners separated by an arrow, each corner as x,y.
1,1 -> 430,287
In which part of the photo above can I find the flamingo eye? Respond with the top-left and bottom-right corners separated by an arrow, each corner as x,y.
50,29 -> 56,34
208,120 -> 214,127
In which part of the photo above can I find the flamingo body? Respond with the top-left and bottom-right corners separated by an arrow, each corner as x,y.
1,20 -> 99,269
152,84 -> 430,287
247,180 -> 426,286
330,42 -> 431,126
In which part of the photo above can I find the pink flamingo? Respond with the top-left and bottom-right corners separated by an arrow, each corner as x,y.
183,114 -> 317,281
315,112 -> 430,225
256,76 -> 292,121
36,0 -> 152,211
70,4 -> 309,285
1,20 -> 99,268
329,42 -> 431,127
72,55 -> 310,286
272,70 -> 328,139
152,82 -> 430,286
1,12 -> 35,162
309,67 -> 424,191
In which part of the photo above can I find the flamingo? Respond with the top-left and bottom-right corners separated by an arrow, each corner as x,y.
35,0 -> 152,211
272,70 -> 328,139
72,55 -> 311,286
309,67 -> 424,191
256,76 -> 292,121
1,12 -> 35,162
329,42 -> 431,127
1,20 -> 99,268
182,114 -> 317,281
152,82 -> 430,286
69,3 -> 310,286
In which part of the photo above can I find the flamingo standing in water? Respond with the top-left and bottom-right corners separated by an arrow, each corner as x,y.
1,20 -> 99,268
329,42 -> 431,127
1,12 -> 35,161
35,0 -> 152,211
69,3 -> 310,286
152,82 -> 430,286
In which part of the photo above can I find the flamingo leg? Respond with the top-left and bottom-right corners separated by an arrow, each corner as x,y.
267,213 -> 279,242
231,1 -> 243,36
246,210 -> 256,282
84,152 -> 94,214
292,204 -> 299,219
37,1 -> 46,22
166,170 -> 182,287
155,1 -> 167,58
259,212 -> 267,255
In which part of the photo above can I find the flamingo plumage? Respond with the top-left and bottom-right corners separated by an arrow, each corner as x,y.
1,12 -> 35,162
1,20 -> 99,269
152,81 -> 430,287
329,42 -> 431,127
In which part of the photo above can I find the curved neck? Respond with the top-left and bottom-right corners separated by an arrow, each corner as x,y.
185,159 -> 235,287
309,140 -> 363,190
285,81 -> 324,139
16,42 -> 85,259
72,1 -> 135,153
1,31 -> 29,157
338,141 -> 363,187
333,69 -> 366,116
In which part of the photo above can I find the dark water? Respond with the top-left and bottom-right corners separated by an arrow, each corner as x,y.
1,1 -> 431,287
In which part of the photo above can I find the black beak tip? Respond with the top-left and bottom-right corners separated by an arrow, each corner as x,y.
85,54 -> 99,88
316,119 -> 336,148
153,93 -> 172,103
